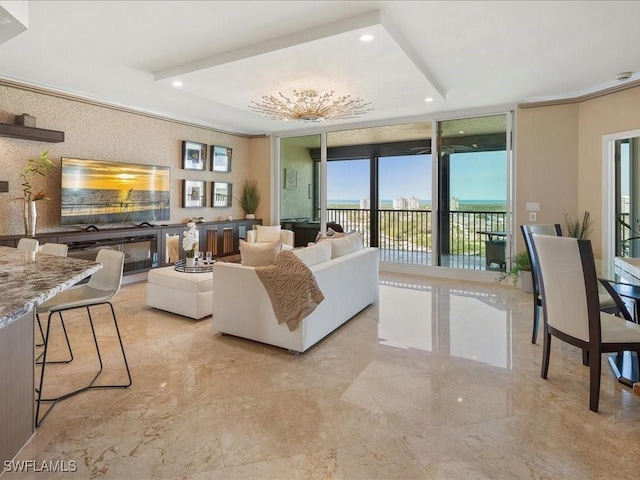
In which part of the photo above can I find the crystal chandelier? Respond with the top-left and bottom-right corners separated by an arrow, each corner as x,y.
249,89 -> 372,122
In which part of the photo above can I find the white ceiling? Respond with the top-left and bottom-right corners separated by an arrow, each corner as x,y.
1,1 -> 639,137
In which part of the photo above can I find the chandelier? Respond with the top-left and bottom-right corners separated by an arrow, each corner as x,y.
249,89 -> 372,122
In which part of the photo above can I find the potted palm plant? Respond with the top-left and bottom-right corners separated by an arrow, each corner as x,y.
236,180 -> 261,219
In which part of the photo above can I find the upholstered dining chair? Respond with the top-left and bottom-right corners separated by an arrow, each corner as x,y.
35,248 -> 132,426
521,224 -> 562,344
521,224 -> 619,344
530,233 -> 640,412
16,237 -> 39,252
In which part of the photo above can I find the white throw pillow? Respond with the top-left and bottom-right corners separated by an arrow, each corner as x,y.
256,225 -> 281,243
240,240 -> 282,266
330,232 -> 363,258
292,240 -> 332,267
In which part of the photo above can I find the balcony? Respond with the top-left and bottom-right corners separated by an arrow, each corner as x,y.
327,208 -> 507,270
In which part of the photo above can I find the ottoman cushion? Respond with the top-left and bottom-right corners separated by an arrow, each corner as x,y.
147,267 -> 213,293
147,266 -> 213,319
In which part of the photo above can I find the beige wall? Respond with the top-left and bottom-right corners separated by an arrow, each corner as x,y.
248,136 -> 272,224
0,83 -> 270,236
516,85 -> 640,257
514,103 -> 579,251
578,87 -> 640,256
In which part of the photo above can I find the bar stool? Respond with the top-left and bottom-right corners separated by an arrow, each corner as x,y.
16,237 -> 39,252
40,242 -> 69,256
36,243 -> 72,359
35,249 -> 132,426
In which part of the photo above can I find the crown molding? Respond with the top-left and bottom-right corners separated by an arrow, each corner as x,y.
0,77 -> 268,139
518,79 -> 640,109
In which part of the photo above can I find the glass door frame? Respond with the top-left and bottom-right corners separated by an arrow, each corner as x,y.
273,108 -> 514,276
603,128 -> 640,266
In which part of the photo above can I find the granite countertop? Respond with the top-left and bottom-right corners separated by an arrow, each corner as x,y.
0,246 -> 101,329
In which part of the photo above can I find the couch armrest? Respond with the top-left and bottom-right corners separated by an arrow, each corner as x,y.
280,229 -> 294,247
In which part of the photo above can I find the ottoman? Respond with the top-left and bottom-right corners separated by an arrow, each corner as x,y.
146,266 -> 213,319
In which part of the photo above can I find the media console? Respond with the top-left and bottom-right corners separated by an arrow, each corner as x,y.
0,219 -> 261,276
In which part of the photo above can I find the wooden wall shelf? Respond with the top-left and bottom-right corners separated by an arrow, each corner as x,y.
0,123 -> 65,143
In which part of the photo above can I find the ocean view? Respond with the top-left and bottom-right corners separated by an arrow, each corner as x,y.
327,199 -> 506,209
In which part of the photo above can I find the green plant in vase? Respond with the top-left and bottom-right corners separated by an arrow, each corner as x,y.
497,250 -> 532,288
563,210 -> 593,239
18,150 -> 54,236
236,180 -> 261,219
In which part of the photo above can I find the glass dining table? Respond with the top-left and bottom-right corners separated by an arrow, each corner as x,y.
599,257 -> 640,386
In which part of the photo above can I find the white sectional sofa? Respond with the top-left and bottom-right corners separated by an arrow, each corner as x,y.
212,242 -> 379,352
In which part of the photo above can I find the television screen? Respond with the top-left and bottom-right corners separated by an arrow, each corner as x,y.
61,157 -> 170,226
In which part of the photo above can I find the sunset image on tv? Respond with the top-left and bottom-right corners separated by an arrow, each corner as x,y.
61,157 -> 171,225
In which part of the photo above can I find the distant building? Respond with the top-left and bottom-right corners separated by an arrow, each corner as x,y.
621,195 -> 630,213
360,197 -> 370,209
392,196 -> 421,210
450,196 -> 459,210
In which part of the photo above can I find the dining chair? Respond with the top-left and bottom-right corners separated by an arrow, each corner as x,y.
35,248 -> 132,426
16,237 -> 39,252
530,233 -> 640,412
521,224 -> 620,344
521,224 -> 562,343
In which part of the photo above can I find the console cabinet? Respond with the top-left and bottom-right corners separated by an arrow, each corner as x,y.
0,219 -> 261,275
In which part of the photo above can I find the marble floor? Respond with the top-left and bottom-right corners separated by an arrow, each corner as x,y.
4,272 -> 640,479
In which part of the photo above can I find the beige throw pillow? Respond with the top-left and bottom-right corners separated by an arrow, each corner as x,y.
330,232 -> 362,258
240,240 -> 282,266
256,225 -> 281,243
292,240 -> 332,266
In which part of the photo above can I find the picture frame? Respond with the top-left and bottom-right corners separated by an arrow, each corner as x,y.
182,141 -> 207,170
183,180 -> 206,208
285,168 -> 297,190
211,145 -> 232,172
212,182 -> 232,207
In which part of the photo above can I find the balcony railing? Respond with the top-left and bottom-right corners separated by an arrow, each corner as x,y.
327,208 -> 507,269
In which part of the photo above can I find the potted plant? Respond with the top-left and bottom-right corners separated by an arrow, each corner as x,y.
563,210 -> 592,239
236,180 -> 261,219
18,150 -> 54,236
497,251 -> 533,292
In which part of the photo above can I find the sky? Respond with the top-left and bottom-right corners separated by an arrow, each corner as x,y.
327,151 -> 507,202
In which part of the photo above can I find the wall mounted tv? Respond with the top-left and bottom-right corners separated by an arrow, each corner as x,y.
61,157 -> 171,226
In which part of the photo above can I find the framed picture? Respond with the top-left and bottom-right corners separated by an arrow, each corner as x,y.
183,180 -> 206,208
182,141 -> 206,170
285,168 -> 297,190
211,145 -> 232,172
212,182 -> 232,207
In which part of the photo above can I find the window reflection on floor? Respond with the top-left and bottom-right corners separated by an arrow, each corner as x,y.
378,279 -> 511,368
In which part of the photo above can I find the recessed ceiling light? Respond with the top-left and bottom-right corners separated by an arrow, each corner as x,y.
172,80 -> 183,87
359,34 -> 375,42
458,130 -> 464,135
424,97 -> 434,102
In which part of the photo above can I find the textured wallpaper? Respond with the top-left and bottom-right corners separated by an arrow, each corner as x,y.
0,83 -> 263,236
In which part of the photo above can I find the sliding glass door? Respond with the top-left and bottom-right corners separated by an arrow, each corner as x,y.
276,113 -> 511,272
436,115 -> 510,271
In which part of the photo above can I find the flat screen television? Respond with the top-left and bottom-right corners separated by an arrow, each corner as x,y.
61,157 -> 171,226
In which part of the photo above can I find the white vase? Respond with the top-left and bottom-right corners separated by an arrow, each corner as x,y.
23,200 -> 37,237
186,257 -> 196,268
518,270 -> 534,293
246,213 -> 255,219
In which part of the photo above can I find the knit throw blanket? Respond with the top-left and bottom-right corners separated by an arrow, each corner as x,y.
255,250 -> 325,331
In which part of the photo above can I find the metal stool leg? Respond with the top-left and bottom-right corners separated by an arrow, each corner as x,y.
35,302 -> 132,427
